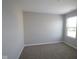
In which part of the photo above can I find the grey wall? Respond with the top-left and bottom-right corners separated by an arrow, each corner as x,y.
23,12 -> 63,45
63,10 -> 77,48
2,0 -> 24,59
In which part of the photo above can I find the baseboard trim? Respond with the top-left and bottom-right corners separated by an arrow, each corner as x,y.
24,41 -> 63,47
24,41 -> 77,49
63,41 -> 77,49
18,46 -> 24,59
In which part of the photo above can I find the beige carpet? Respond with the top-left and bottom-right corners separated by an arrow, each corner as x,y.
19,43 -> 77,59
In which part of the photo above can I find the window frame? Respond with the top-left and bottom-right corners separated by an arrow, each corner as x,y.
65,16 -> 77,39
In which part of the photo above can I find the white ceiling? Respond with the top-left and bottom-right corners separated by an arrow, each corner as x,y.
17,0 -> 77,14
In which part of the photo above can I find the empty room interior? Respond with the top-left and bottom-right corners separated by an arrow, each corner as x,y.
2,0 -> 77,59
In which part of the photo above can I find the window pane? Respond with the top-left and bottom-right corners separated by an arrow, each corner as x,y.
67,29 -> 76,38
66,16 -> 76,27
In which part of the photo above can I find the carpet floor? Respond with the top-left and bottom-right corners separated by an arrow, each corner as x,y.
19,43 -> 77,59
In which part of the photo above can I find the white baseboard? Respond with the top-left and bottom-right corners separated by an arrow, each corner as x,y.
24,41 -> 63,47
63,41 -> 77,49
24,41 -> 77,49
18,46 -> 24,59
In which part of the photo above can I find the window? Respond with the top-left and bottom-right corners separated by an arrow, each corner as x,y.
66,16 -> 77,38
